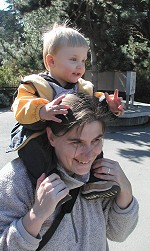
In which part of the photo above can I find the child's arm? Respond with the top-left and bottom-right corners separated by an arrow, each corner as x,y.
95,89 -> 124,116
105,89 -> 124,116
39,96 -> 70,123
12,83 -> 49,124
12,83 -> 69,125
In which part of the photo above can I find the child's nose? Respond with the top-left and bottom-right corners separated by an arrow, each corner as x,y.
76,62 -> 84,69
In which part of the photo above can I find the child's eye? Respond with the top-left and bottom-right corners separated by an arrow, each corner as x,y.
70,58 -> 77,61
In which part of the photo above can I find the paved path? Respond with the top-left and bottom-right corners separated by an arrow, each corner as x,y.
0,108 -> 150,250
104,124 -> 150,251
0,108 -> 17,167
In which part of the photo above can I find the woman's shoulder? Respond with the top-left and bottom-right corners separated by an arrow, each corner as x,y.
0,158 -> 26,175
0,158 -> 31,188
0,158 -> 34,215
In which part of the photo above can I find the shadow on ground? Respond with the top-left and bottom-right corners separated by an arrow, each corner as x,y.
105,121 -> 150,163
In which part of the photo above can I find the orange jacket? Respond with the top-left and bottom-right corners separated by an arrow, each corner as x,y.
12,74 -> 101,124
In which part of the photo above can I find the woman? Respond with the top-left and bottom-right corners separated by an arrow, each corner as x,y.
0,93 -> 138,251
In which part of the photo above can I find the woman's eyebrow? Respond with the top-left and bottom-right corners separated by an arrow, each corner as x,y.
67,137 -> 80,142
67,134 -> 103,142
95,134 -> 104,138
91,134 -> 104,140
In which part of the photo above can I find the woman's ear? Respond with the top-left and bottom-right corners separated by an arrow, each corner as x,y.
46,127 -> 56,147
45,54 -> 55,68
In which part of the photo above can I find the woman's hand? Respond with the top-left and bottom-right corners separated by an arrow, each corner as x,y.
33,173 -> 69,221
92,158 -> 133,209
22,173 -> 69,237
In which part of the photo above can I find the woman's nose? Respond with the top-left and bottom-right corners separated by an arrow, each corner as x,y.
81,145 -> 94,156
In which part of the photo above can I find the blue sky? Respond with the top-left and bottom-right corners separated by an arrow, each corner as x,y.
0,0 -> 9,10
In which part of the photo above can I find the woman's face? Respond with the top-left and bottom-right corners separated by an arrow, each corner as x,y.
47,121 -> 104,176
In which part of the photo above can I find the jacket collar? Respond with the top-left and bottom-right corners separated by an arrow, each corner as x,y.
57,164 -> 90,190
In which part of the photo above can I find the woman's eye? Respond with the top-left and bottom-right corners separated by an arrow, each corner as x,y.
92,138 -> 103,144
71,141 -> 80,146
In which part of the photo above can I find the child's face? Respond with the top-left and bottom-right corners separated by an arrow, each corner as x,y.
47,46 -> 88,86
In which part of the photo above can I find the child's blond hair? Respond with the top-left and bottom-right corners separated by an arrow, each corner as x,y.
43,23 -> 89,70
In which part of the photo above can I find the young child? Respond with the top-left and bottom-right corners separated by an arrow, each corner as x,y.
8,23 -> 123,199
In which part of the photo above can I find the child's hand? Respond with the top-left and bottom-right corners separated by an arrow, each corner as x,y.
39,95 -> 70,122
105,89 -> 124,116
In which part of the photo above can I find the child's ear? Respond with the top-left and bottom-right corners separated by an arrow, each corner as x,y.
46,127 -> 56,146
45,54 -> 55,68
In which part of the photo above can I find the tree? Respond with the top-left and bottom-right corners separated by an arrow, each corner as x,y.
0,0 -> 68,75
1,0 -> 150,95
0,6 -> 24,64
13,0 -> 52,14
63,0 -> 150,90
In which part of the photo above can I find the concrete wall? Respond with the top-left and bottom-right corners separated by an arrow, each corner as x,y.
84,70 -> 127,92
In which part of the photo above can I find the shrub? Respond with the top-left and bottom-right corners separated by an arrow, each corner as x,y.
0,93 -> 10,108
135,69 -> 150,104
0,60 -> 29,88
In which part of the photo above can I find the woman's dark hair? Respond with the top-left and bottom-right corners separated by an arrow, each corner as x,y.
46,93 -> 107,136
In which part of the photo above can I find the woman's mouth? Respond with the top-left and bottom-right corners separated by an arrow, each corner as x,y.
75,159 -> 91,165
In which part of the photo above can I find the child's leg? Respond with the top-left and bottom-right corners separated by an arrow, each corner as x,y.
19,133 -> 72,205
81,151 -> 120,199
18,133 -> 57,187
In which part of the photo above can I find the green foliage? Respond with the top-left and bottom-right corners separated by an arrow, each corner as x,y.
13,0 -> 52,14
0,1 -> 68,73
0,60 -> 26,87
135,68 -> 150,103
0,8 -> 23,44
121,36 -> 150,70
66,0 -> 150,72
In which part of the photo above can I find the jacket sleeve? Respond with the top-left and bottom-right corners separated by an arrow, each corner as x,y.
77,78 -> 94,96
102,197 -> 139,242
12,83 -> 50,124
0,160 -> 41,251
